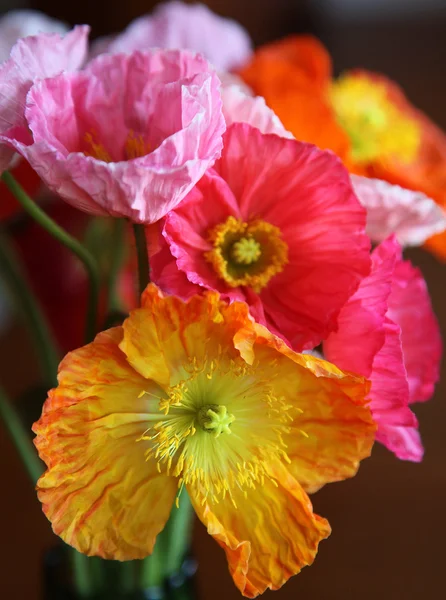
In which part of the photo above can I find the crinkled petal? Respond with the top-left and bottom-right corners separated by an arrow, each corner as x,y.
0,25 -> 88,172
189,460 -> 330,598
264,347 -> 375,493
0,9 -> 68,63
221,85 -> 293,138
376,425 -> 424,463
119,284 -> 252,387
324,237 -> 427,460
323,237 -> 398,378
99,1 -> 253,71
369,316 -> 414,428
33,328 -> 177,560
351,175 -> 446,247
387,257 -> 442,403
14,50 -> 225,222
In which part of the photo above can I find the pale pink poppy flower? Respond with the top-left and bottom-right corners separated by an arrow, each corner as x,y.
0,9 -> 68,63
221,85 -> 293,138
324,236 -> 442,462
0,26 -> 89,172
151,122 -> 371,351
92,1 -> 252,72
3,49 -> 225,223
351,174 -> 446,247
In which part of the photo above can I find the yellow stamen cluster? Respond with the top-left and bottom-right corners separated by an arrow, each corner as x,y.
83,130 -> 151,162
84,132 -> 112,163
330,74 -> 421,165
138,353 -> 299,507
125,130 -> 151,160
205,216 -> 288,292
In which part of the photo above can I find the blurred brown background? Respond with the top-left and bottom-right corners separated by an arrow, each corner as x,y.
1,1 -> 445,599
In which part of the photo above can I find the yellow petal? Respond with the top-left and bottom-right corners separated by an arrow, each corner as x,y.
189,461 -> 330,598
33,327 -> 177,560
257,343 -> 376,493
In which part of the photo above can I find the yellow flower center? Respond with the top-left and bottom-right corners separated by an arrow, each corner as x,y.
138,354 -> 297,506
205,216 -> 288,293
330,74 -> 421,165
83,130 -> 151,162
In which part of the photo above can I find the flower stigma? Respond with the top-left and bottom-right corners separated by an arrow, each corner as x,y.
197,404 -> 235,437
205,216 -> 288,292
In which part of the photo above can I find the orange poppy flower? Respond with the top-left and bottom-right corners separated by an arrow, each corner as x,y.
33,285 -> 375,597
239,36 -> 446,259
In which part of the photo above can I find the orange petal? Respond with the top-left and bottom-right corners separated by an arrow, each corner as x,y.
33,327 -> 177,560
120,284 -> 256,384
189,460 -> 330,598
239,35 -> 351,160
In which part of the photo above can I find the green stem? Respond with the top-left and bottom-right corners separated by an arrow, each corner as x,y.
107,219 -> 126,314
140,492 -> 194,597
0,384 -> 43,484
1,171 -> 100,344
141,533 -> 168,592
165,492 -> 194,578
132,223 -> 150,298
118,561 -> 137,594
0,232 -> 59,387
70,551 -> 95,599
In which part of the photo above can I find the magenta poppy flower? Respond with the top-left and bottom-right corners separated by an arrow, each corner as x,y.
324,236 -> 442,462
151,123 -> 371,350
3,49 -> 225,223
0,25 -> 88,173
93,1 -> 252,72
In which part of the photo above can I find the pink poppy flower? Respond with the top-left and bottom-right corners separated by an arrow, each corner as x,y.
2,49 -> 225,223
152,122 -> 371,350
324,236 -> 442,462
351,175 -> 446,247
0,9 -> 68,63
0,25 -> 88,173
93,1 -> 252,72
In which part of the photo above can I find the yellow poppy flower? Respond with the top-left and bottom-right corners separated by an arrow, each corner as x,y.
33,285 -> 375,597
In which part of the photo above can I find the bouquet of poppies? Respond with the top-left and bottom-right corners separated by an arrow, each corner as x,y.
0,3 -> 444,600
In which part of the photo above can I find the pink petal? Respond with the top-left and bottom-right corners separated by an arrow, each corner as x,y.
376,425 -> 424,463
9,49 -> 225,223
0,25 -> 88,172
0,9 -> 68,63
98,1 -> 253,71
162,167 -> 245,299
221,85 -> 293,138
324,237 -> 399,379
369,316 -> 413,428
351,175 -> 446,247
387,257 -> 442,404
324,236 -> 435,462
